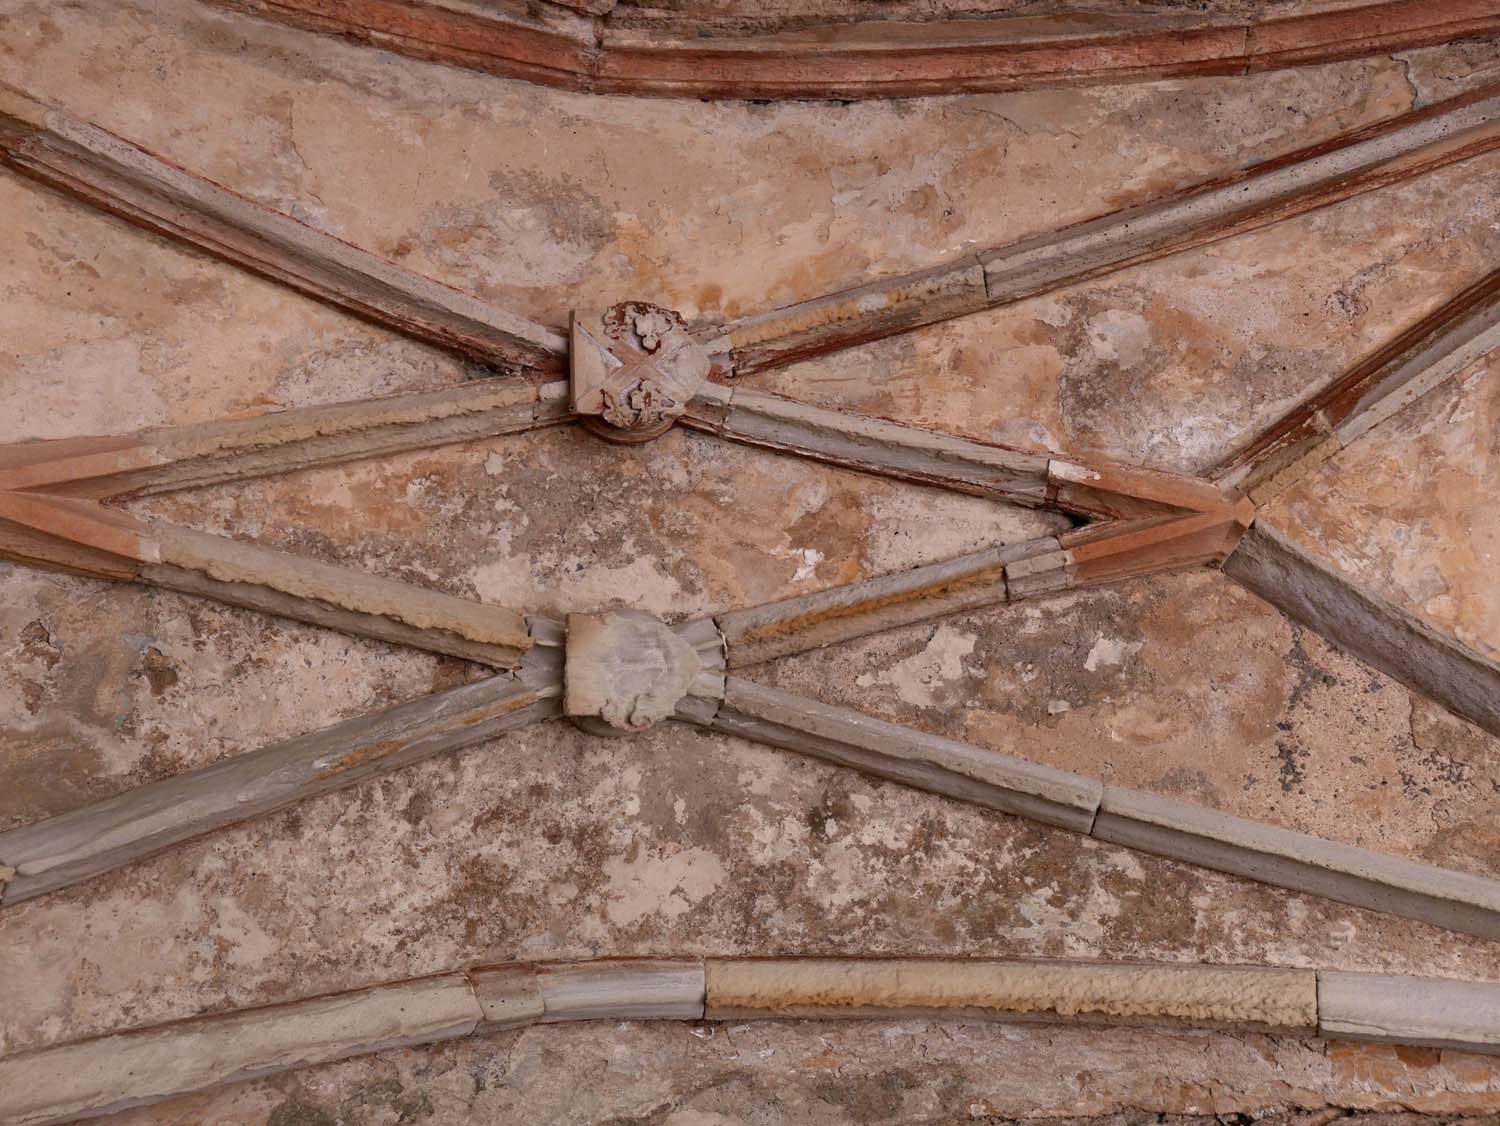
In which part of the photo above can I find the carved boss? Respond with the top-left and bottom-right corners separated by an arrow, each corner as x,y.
563,611 -> 703,734
570,302 -> 712,441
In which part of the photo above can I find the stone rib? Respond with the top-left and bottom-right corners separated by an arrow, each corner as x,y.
703,958 -> 1317,1032
691,677 -> 1500,940
0,85 -> 566,375
149,516 -> 536,663
0,975 -> 484,1126
714,536 -> 1055,669
0,493 -> 534,667
1213,267 -> 1500,503
712,501 -> 1251,670
1222,521 -> 1500,741
0,649 -> 562,905
1245,1 -> 1500,72
0,383 -> 574,666
7,958 -> 1500,1123
1093,786 -> 1500,942
683,384 -> 1052,507
684,383 -> 1247,521
1000,509 -> 1256,602
702,677 -> 1104,834
1317,971 -> 1500,1054
723,81 -> 1500,374
203,1 -> 1500,101
470,959 -> 707,1032
0,381 -> 574,500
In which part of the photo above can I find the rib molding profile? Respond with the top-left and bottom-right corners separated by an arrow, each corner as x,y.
0,974 -> 487,1126
203,1 -> 1500,101
0,85 -> 566,375
689,677 -> 1500,941
0,492 -> 535,668
684,382 -> 1252,520
722,81 -> 1500,375
1213,265 -> 1500,502
714,536 -> 1049,668
0,379 -> 574,500
5,956 -> 1500,1125
1223,521 -> 1500,740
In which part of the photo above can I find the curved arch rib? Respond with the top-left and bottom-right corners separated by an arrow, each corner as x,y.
722,81 -> 1500,375
3,956 -> 1497,1125
206,0 -> 1500,101
0,85 -> 566,376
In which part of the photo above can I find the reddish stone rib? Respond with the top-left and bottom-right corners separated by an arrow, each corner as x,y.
0,84 -> 567,376
1213,267 -> 1500,499
725,80 -> 1500,374
1247,0 -> 1500,70
205,1 -> 1500,101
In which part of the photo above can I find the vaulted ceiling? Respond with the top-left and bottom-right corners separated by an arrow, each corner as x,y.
3,2 -> 1500,1122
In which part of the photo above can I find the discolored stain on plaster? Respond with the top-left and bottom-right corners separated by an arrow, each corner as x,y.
1265,357 -> 1500,660
602,845 -> 728,927
2,0 -> 1499,1118
854,622 -> 977,709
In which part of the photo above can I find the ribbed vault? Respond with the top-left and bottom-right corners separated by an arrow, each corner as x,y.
2,2 -> 1500,1123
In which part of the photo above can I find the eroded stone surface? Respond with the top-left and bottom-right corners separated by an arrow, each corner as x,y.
0,976 -> 481,1126
2,0 -> 1499,1118
1265,356 -> 1500,659
91,1023 -> 1500,1124
571,302 -> 712,438
564,611 -> 701,731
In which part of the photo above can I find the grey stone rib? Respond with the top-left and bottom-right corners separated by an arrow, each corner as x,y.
469,959 -> 707,1032
692,677 -> 1500,940
0,657 -> 563,906
537,960 -> 707,1022
696,677 -> 1102,833
714,387 -> 1052,506
1223,520 -> 1500,740
139,560 -> 532,669
1094,786 -> 1500,941
0,974 -> 483,1126
977,88 -> 1500,305
87,380 -> 572,499
724,83 -> 1500,374
715,535 -> 1059,668
674,616 -> 728,723
1332,282 -> 1500,448
1317,971 -> 1500,1055
7,958 -> 1500,1125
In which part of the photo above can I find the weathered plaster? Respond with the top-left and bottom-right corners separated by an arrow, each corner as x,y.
756,573 -> 1500,882
1265,354 -> 1500,658
2,0 -> 1499,1119
90,1023 -> 1500,1124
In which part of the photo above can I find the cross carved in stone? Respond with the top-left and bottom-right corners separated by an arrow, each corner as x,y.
569,302 -> 718,442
